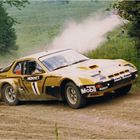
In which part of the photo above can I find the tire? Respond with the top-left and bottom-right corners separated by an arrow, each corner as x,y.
115,84 -> 132,95
2,84 -> 19,106
65,82 -> 86,109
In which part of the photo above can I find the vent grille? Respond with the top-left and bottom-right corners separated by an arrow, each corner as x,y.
89,65 -> 98,69
108,70 -> 129,79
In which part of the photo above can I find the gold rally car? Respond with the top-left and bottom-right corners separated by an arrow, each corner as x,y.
0,49 -> 138,108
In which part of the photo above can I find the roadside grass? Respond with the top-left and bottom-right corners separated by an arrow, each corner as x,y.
87,28 -> 140,90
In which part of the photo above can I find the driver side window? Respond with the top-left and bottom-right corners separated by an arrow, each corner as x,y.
13,61 -> 44,75
23,61 -> 44,75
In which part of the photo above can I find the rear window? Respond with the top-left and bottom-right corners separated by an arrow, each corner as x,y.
0,62 -> 14,73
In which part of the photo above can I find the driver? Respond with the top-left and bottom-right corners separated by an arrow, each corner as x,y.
30,62 -> 43,74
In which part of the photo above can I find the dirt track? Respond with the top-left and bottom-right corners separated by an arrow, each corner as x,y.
0,91 -> 140,139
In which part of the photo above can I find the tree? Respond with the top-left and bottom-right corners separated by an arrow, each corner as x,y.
0,0 -> 29,54
2,0 -> 29,10
114,0 -> 140,57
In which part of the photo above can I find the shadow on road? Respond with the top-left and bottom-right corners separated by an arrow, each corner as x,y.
17,92 -> 132,108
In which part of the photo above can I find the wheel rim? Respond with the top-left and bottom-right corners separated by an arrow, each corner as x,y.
5,85 -> 16,103
66,86 -> 78,105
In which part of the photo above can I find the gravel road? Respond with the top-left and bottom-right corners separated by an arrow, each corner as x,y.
0,91 -> 140,139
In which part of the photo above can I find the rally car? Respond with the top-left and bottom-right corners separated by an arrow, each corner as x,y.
0,49 -> 138,108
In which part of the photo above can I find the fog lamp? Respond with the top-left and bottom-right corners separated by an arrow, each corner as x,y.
95,83 -> 103,89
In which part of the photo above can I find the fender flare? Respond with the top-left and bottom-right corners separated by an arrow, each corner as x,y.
0,79 -> 19,96
59,77 -> 81,100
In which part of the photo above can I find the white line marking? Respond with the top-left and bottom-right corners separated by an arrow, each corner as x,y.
31,82 -> 37,95
34,82 -> 40,95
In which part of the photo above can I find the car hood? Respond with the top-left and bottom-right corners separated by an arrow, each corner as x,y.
49,59 -> 133,79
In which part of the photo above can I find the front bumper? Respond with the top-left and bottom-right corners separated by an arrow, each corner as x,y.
80,71 -> 138,98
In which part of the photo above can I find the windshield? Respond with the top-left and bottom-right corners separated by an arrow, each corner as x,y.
39,50 -> 89,71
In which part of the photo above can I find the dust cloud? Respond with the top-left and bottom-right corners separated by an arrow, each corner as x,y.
48,14 -> 123,52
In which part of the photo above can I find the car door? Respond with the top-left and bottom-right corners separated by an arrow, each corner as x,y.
13,60 -> 46,98
13,59 -> 59,100
21,60 -> 46,97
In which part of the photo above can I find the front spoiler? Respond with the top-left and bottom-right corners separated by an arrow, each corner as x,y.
80,71 -> 138,98
87,80 -> 135,98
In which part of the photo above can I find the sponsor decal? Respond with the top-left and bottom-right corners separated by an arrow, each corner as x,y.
122,74 -> 131,79
24,75 -> 42,95
114,74 -> 131,82
99,86 -> 108,91
24,75 -> 43,82
114,77 -> 122,82
81,85 -> 96,94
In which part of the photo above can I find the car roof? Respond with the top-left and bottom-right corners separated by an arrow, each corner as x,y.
18,48 -> 71,61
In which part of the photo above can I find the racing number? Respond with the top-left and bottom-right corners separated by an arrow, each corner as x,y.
24,75 -> 43,95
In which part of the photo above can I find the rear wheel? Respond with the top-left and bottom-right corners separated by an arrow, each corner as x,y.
2,84 -> 19,106
115,84 -> 132,95
65,82 -> 86,109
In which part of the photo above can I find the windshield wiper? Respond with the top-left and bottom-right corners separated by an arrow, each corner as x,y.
53,59 -> 89,71
71,59 -> 89,65
53,65 -> 69,71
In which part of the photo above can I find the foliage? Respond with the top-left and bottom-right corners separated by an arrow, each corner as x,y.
1,0 -> 29,9
87,28 -> 138,64
114,1 -> 140,21
114,0 -> 140,57
0,4 -> 17,53
0,0 -> 28,54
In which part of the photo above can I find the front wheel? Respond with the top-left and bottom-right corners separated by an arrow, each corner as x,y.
65,82 -> 86,109
2,84 -> 19,106
115,84 -> 132,95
